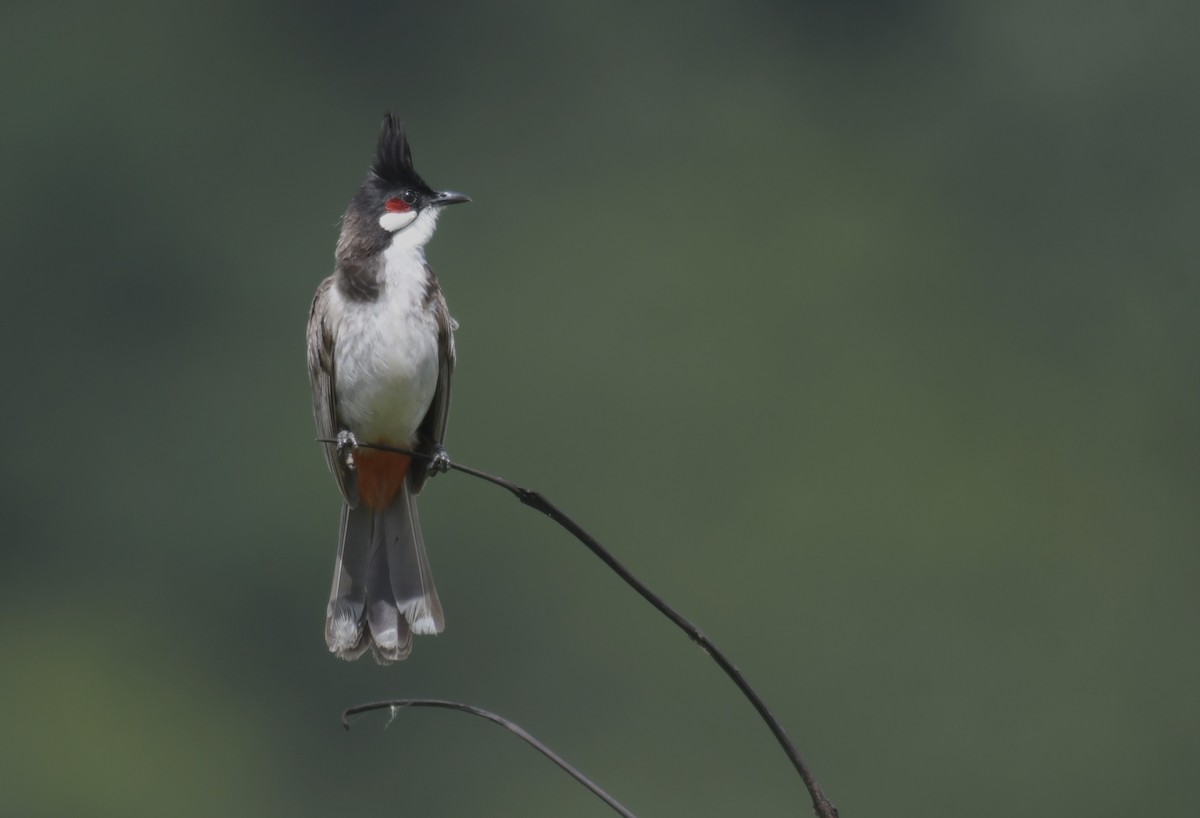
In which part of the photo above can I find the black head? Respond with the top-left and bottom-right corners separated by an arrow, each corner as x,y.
365,114 -> 470,214
371,114 -> 431,192
337,116 -> 470,271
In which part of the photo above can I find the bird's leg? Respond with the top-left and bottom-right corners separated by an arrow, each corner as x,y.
428,445 -> 452,476
335,430 -> 359,470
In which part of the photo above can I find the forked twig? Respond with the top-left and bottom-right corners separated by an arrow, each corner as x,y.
343,699 -> 638,818
323,438 -> 838,818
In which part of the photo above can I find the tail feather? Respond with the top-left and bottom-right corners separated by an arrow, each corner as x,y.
366,534 -> 413,662
383,478 -> 445,636
325,503 -> 371,659
325,476 -> 442,663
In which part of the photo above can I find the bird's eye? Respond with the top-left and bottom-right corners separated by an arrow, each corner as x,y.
385,194 -> 414,213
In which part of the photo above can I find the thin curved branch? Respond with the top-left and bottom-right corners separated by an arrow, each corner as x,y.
344,699 -> 637,818
320,438 -> 839,818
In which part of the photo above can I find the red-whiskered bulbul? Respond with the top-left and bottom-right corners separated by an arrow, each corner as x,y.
307,114 -> 469,662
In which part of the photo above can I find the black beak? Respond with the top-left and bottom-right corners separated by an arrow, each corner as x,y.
431,190 -> 471,207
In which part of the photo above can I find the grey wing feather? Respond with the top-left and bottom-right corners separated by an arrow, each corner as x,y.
307,277 -> 359,507
409,271 -> 456,493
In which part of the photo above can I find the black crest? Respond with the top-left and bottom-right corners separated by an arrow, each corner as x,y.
370,113 -> 430,190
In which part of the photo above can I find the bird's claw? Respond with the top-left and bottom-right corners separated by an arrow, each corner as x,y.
429,446 -> 452,476
336,430 -> 359,470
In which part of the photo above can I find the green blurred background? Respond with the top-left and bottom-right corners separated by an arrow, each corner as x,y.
3,1 -> 1198,815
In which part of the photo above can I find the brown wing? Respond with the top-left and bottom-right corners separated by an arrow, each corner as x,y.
307,276 -> 359,506
409,266 -> 456,493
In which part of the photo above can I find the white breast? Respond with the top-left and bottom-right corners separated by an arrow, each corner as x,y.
329,245 -> 440,446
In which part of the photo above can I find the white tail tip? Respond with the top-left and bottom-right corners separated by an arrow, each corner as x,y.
410,613 -> 440,636
328,616 -> 361,652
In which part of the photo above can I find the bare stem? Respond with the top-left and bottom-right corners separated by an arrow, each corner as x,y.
321,438 -> 839,818
344,699 -> 637,818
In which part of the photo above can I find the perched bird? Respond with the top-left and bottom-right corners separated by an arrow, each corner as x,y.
307,114 -> 470,662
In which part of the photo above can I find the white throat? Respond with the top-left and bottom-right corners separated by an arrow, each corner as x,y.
378,207 -> 441,256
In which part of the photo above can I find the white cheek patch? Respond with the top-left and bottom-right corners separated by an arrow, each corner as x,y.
379,210 -> 417,232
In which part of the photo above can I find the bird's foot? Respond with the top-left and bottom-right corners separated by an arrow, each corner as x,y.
428,445 -> 452,476
336,430 -> 359,470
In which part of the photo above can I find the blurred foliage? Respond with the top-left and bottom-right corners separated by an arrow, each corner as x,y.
2,1 -> 1198,815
